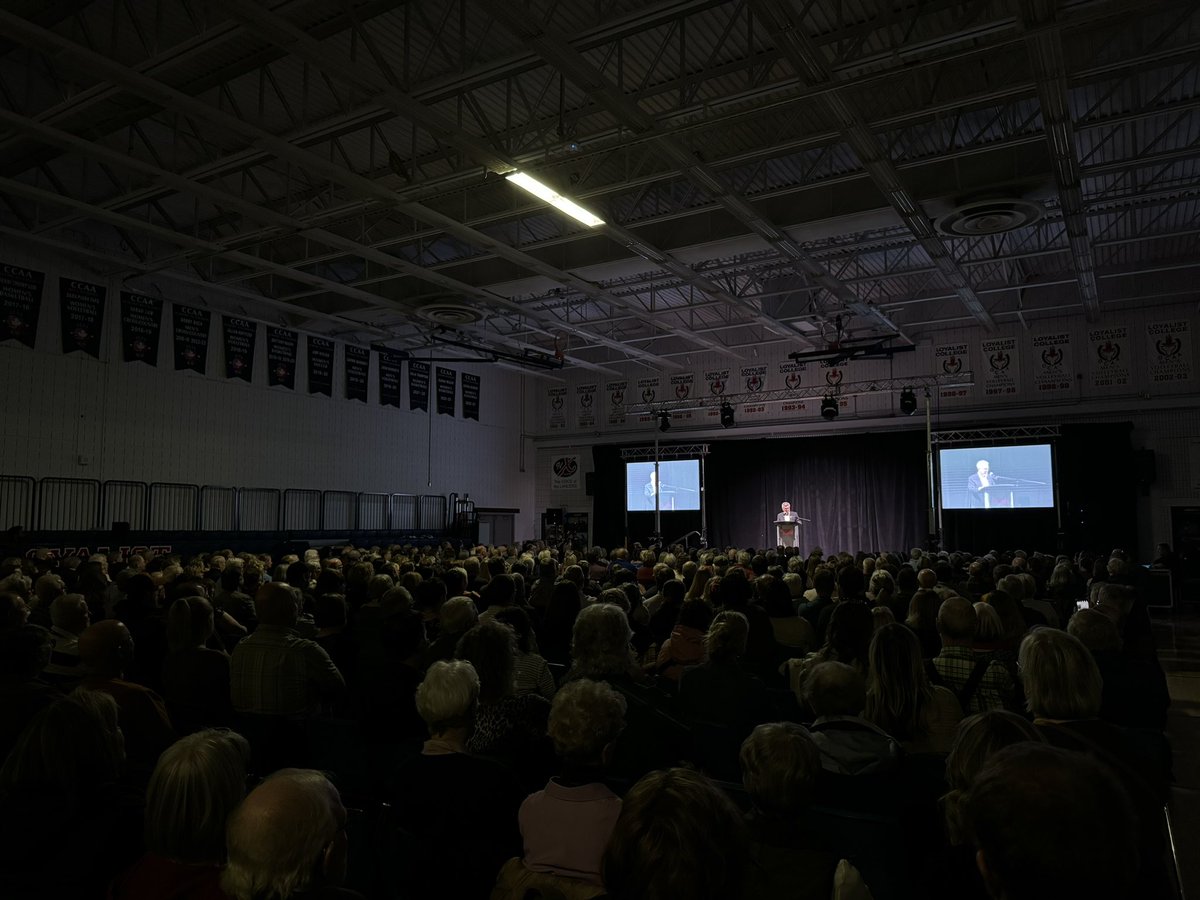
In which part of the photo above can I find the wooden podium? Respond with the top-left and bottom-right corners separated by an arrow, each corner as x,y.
775,513 -> 801,548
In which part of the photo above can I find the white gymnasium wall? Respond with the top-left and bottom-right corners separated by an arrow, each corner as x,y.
0,245 -> 539,537
533,297 -> 1200,554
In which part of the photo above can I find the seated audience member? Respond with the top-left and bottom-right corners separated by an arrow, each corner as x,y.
795,565 -> 836,628
27,572 -> 65,628
565,603 -> 688,781
79,619 -> 176,780
784,600 -> 874,708
964,744 -> 1139,900
931,597 -> 1015,713
517,679 -> 626,886
0,624 -> 60,760
739,723 -> 872,900
478,572 -> 519,619
455,619 -> 552,776
653,598 -> 713,683
866,623 -> 963,755
42,593 -> 89,687
1094,581 -> 1156,660
356,608 -> 428,745
763,576 -> 815,653
419,595 -> 478,670
678,610 -> 774,738
1068,607 -> 1169,731
314,593 -> 358,693
904,589 -> 943,659
162,595 -> 234,735
115,572 -> 171,691
0,691 -> 141,898
971,602 -> 1005,649
980,591 -> 1027,654
0,589 -> 30,630
924,711 -> 1045,899
110,728 -> 251,899
230,583 -> 345,717
494,605 -> 556,700
214,566 -> 257,636
386,660 -> 524,900
1019,627 -> 1169,896
803,660 -> 900,776
602,767 -> 749,900
223,769 -> 361,900
647,578 -> 686,648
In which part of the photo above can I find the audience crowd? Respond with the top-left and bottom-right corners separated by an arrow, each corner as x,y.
0,539 -> 1177,899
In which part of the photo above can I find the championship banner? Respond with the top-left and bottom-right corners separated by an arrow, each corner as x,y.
345,345 -> 369,402
635,376 -> 660,424
740,364 -> 770,419
221,316 -> 257,381
307,336 -> 334,396
173,305 -> 210,373
462,372 -> 480,421
408,360 -> 430,411
606,380 -> 627,426
778,361 -> 808,416
980,336 -> 1019,398
934,342 -> 970,401
376,347 -> 404,408
704,368 -> 730,397
576,383 -> 597,429
266,327 -> 297,389
1087,326 -> 1129,390
119,291 -> 162,365
59,277 -> 106,358
669,373 -> 695,423
1031,332 -> 1072,394
1146,320 -> 1193,383
548,387 -> 567,430
436,367 -> 456,416
551,454 -> 581,491
0,262 -> 44,348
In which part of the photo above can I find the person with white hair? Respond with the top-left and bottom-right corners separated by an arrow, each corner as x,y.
42,593 -> 90,687
386,660 -> 524,899
222,769 -> 357,900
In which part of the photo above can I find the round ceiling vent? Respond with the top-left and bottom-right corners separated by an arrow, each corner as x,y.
935,198 -> 1044,236
416,302 -> 483,326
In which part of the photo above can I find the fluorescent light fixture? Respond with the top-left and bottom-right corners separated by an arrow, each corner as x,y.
506,172 -> 604,227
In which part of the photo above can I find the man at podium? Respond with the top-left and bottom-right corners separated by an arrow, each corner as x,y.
775,501 -> 800,548
967,459 -> 1003,508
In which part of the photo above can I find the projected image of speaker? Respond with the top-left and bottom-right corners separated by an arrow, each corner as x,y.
939,444 -> 1055,510
625,460 -> 701,512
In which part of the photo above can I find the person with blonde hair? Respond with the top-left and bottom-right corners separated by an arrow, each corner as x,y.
111,729 -> 250,898
865,623 -> 962,754
516,680 -> 626,887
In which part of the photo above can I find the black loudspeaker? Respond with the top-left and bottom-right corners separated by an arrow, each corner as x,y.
544,507 -> 563,525
1136,449 -> 1157,485
585,472 -> 595,496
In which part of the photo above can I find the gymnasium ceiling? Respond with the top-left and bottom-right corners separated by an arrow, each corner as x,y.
0,0 -> 1197,375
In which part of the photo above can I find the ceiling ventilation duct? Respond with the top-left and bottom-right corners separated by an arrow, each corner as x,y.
934,198 -> 1045,236
416,302 -> 484,326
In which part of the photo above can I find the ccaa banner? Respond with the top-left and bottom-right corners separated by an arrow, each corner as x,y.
435,367 -> 456,416
576,383 -> 597,429
266,328 -> 297,389
307,336 -> 334,396
119,291 -> 162,365
934,342 -> 970,401
461,372 -> 480,421
1087,326 -> 1129,390
1146,320 -> 1192,383
551,454 -> 581,491
345,345 -> 369,402
606,380 -> 627,426
0,262 -> 44,348
408,360 -> 430,411
980,336 -> 1019,398
222,316 -> 257,381
376,347 -> 404,408
60,278 -> 106,358
1031,333 -> 1072,394
173,305 -> 210,373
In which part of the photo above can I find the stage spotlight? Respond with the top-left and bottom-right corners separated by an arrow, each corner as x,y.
720,402 -> 735,428
658,411 -> 671,432
820,395 -> 839,421
899,387 -> 918,416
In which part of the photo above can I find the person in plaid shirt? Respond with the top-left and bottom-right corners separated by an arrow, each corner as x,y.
931,597 -> 1016,713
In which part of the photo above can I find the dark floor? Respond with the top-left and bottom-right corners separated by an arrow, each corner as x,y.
1155,611 -> 1200,898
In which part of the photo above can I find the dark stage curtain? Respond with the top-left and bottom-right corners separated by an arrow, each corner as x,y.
700,431 -> 927,552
